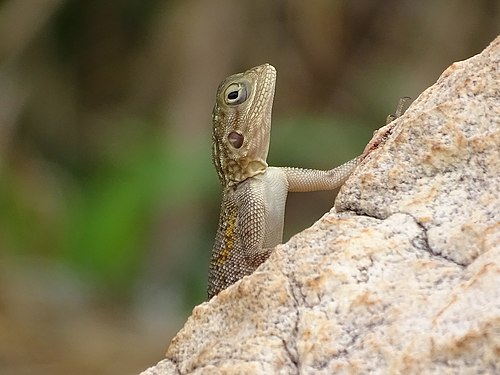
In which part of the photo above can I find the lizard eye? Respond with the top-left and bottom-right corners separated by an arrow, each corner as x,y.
224,83 -> 247,105
228,131 -> 244,149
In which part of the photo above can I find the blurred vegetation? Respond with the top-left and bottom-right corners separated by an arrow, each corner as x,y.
0,0 -> 498,373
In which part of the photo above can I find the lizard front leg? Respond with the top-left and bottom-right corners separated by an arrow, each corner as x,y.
282,156 -> 360,192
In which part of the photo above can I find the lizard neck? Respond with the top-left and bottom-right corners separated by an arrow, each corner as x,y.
218,157 -> 268,187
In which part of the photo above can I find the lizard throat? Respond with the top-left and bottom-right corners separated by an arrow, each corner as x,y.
223,158 -> 268,186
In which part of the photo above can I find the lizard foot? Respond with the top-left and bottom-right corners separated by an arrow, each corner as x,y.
361,96 -> 412,159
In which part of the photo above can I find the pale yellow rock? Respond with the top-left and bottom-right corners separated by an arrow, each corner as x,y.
141,35 -> 500,375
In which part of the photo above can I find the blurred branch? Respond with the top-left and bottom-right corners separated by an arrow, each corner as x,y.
0,0 -> 64,158
0,0 -> 63,60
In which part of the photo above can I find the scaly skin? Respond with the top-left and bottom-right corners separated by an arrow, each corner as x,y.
208,64 -> 360,299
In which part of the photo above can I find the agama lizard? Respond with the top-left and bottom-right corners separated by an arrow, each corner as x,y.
208,64 -> 360,299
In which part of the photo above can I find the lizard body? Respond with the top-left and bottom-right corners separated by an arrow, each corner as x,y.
208,64 -> 360,298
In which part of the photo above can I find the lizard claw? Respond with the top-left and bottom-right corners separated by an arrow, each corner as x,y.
386,96 -> 412,124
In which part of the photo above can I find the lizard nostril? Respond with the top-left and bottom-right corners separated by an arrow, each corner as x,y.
228,132 -> 244,149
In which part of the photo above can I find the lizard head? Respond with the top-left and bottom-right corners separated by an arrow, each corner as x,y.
212,63 -> 276,186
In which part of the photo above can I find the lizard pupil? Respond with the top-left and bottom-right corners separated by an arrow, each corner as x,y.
228,91 -> 239,100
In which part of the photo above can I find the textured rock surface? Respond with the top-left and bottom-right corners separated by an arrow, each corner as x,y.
141,36 -> 500,374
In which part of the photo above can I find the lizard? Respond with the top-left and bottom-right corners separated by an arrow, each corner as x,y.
207,63 -> 361,299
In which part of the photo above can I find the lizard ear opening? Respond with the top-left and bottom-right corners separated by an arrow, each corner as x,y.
228,132 -> 244,149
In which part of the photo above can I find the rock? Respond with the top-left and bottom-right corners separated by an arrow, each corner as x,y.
141,36 -> 500,375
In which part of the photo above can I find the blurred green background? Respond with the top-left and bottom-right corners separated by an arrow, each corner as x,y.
0,0 -> 498,373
